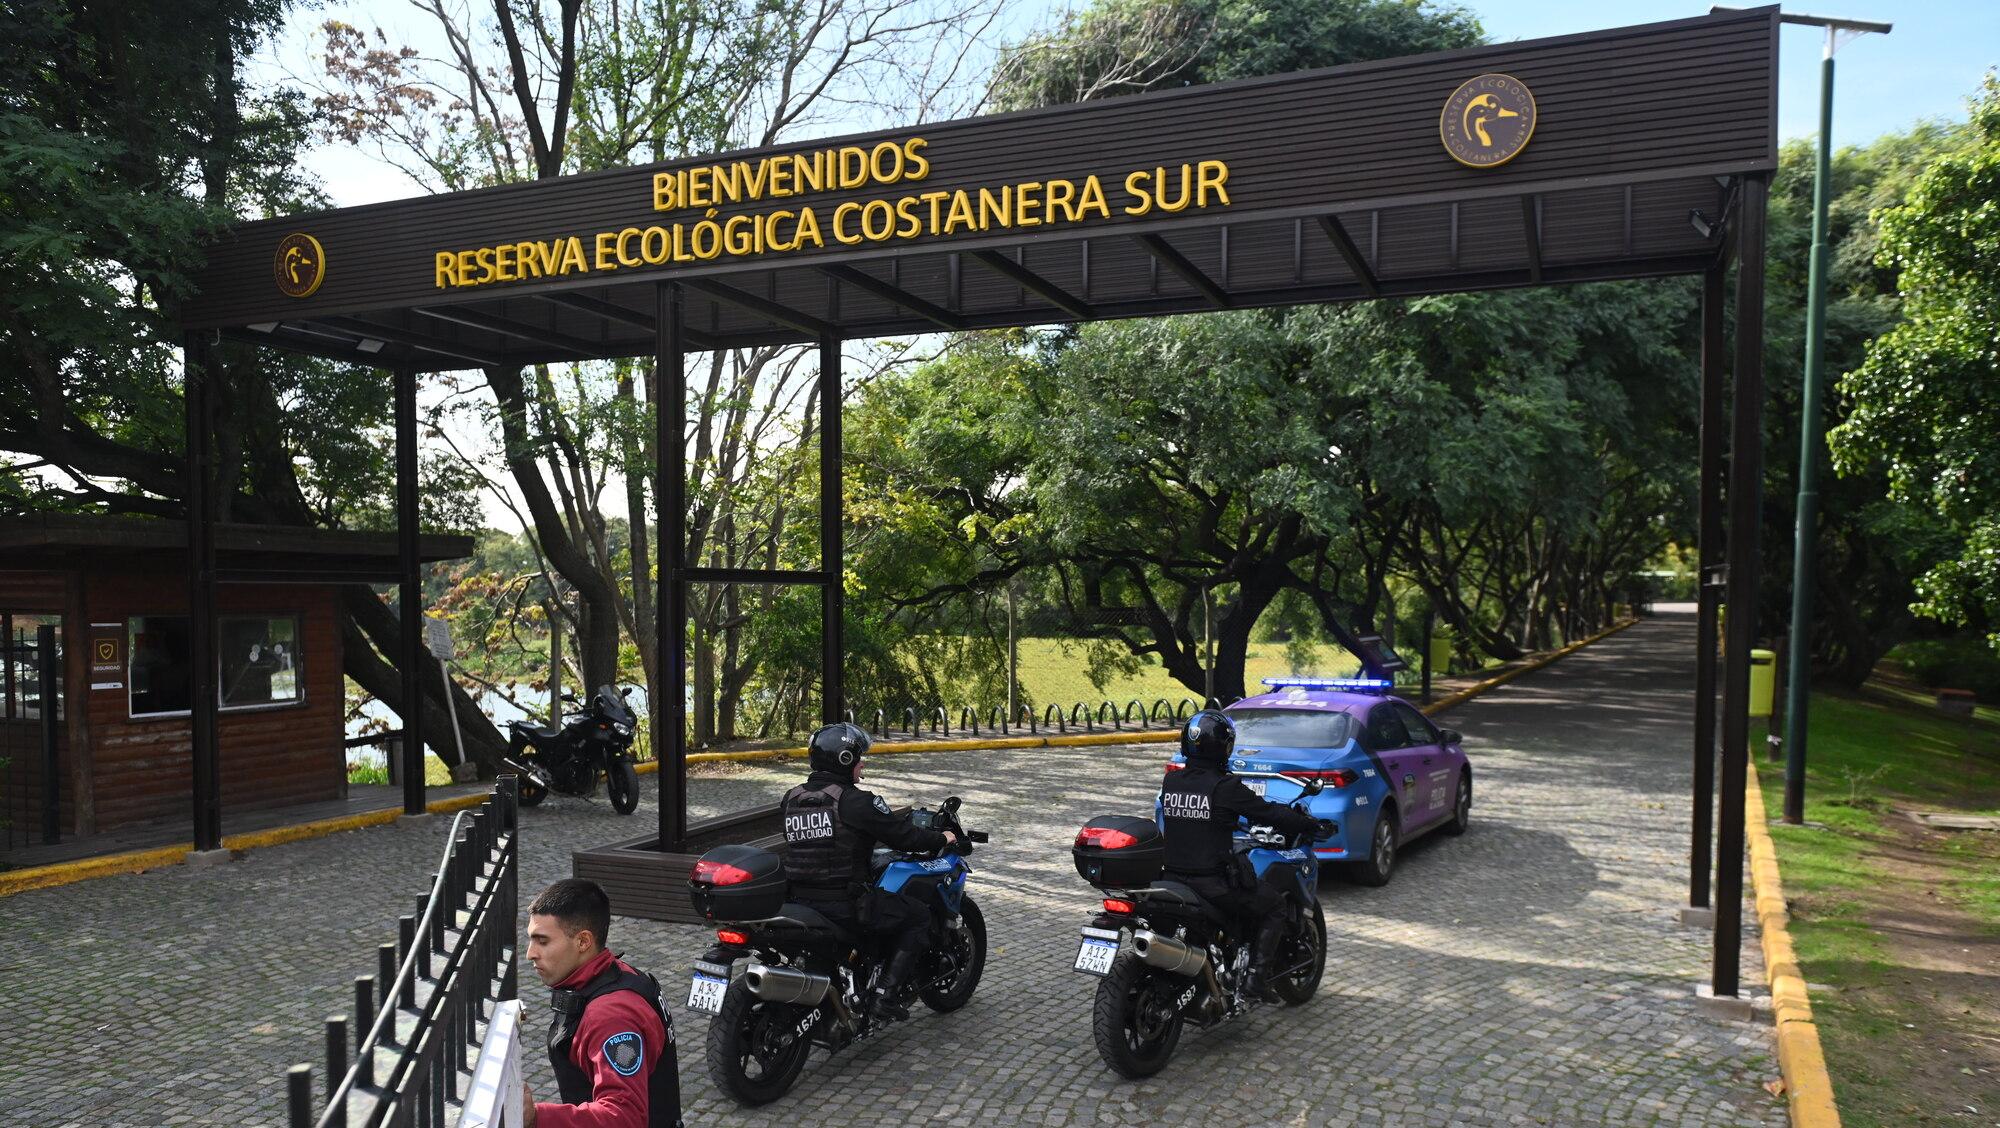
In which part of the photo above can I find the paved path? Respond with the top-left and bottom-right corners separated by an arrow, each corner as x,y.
1,611 -> 1780,1126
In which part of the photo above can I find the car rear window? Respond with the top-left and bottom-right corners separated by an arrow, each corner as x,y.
1227,709 -> 1357,749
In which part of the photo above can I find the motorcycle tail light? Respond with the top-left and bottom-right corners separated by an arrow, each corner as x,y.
692,859 -> 755,885
1075,826 -> 1138,850
716,929 -> 750,946
1290,769 -> 1358,788
1102,898 -> 1136,915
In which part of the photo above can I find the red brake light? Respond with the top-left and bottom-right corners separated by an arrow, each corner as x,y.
1291,769 -> 1358,788
692,859 -> 755,885
716,929 -> 749,946
1164,761 -> 1186,772
1102,898 -> 1136,914
1075,826 -> 1139,850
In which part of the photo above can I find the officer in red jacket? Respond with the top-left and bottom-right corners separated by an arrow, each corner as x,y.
521,879 -> 681,1128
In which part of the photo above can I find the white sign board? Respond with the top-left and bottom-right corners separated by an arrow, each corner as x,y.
424,615 -> 455,661
459,999 -> 524,1128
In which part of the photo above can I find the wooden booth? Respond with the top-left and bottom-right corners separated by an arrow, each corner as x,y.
0,514 -> 470,851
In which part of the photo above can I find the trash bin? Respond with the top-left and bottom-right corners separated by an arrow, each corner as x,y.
1748,649 -> 1776,718
1429,629 -> 1453,678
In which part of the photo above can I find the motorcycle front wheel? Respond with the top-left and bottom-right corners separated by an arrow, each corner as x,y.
1092,955 -> 1186,1078
1272,901 -> 1327,1005
706,978 -> 814,1105
920,895 -> 986,1012
607,758 -> 639,815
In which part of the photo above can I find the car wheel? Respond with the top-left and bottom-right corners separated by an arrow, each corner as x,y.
1441,769 -> 1472,837
1351,805 -> 1398,887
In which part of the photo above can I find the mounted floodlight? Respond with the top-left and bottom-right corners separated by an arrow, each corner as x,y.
1261,677 -> 1394,693
357,338 -> 386,354
1689,209 -> 1716,239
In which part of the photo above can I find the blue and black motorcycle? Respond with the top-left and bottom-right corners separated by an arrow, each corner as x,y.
685,796 -> 990,1105
1070,773 -> 1329,1077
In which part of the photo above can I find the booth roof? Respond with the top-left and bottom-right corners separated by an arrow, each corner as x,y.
0,515 -> 475,582
182,7 -> 1778,369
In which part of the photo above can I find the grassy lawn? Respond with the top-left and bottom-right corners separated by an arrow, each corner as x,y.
1750,692 -> 2000,1126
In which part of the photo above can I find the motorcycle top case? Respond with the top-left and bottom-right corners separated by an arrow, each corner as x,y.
688,844 -> 789,922
1072,814 -> 1164,888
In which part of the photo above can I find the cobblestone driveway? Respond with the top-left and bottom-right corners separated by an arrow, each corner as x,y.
2,612 -> 1781,1126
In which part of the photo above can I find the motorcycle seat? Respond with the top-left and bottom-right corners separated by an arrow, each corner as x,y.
1143,880 -> 1232,928
771,902 -> 859,944
511,721 -> 565,740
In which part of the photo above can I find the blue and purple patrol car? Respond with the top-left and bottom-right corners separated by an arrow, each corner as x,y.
1166,678 -> 1473,886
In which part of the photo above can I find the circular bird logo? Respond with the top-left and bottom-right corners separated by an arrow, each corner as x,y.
273,232 -> 326,298
1440,74 -> 1537,169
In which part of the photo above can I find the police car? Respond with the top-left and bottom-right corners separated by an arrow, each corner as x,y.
1167,678 -> 1473,886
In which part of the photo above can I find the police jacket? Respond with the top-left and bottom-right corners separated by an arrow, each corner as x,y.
1159,763 -> 1320,878
541,949 -> 681,1128
781,769 -> 948,901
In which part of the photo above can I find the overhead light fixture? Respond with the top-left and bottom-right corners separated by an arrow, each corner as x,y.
247,322 -> 278,333
357,338 -> 386,354
1689,209 -> 1715,239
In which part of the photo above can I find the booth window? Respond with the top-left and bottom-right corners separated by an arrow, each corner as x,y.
128,614 -> 304,718
3,613 -> 63,721
219,615 -> 301,708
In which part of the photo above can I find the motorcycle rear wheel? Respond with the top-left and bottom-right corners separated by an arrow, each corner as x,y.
515,756 -> 549,807
705,978 -> 814,1106
607,759 -> 639,815
1092,955 -> 1185,1078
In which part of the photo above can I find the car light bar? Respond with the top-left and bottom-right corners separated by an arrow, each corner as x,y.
1261,676 -> 1394,692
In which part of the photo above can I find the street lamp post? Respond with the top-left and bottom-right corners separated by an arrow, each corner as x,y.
1770,10 -> 1890,825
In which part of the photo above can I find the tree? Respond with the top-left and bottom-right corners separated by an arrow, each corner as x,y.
1831,75 -> 2000,651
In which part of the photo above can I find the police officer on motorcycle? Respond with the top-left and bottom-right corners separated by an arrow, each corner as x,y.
781,722 -> 959,1023
1159,710 -> 1330,1001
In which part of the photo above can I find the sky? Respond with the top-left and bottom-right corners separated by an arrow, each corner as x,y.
250,0 -> 1995,532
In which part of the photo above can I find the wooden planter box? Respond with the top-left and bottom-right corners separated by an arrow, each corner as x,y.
571,804 -> 786,923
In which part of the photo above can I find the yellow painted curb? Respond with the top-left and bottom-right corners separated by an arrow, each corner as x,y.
1,789 -> 500,897
1745,766 -> 1842,1127
1424,617 -> 1639,715
0,843 -> 193,897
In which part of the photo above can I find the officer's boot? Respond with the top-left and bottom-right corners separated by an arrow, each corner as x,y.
1243,916 -> 1287,1003
869,947 -> 919,1024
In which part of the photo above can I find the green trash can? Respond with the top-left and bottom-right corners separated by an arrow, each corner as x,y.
1429,629 -> 1454,678
1748,648 -> 1776,718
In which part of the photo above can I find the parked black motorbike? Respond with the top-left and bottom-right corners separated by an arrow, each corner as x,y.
503,685 -> 642,814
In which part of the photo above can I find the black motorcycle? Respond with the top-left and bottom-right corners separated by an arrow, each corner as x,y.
503,684 -> 642,814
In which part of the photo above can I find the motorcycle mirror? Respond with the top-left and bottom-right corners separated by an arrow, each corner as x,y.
561,691 -> 578,702
619,687 -> 633,697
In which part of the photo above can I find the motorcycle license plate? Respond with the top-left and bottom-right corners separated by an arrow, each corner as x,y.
686,973 -> 727,1015
1074,936 -> 1118,977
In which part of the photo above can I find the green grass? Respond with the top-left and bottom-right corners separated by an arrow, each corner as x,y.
1008,635 -> 1493,710
346,751 -> 455,788
1750,693 -> 2000,1126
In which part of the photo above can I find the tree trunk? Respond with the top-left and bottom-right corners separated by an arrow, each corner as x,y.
340,586 -> 510,775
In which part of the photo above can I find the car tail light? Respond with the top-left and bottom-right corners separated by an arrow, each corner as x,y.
1289,769 -> 1358,788
1102,898 -> 1136,914
1076,826 -> 1139,850
716,929 -> 750,946
1164,761 -> 1186,772
692,859 -> 755,885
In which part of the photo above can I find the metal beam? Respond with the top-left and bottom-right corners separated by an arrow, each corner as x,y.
1522,195 -> 1544,284
184,334 -> 221,854
818,264 -> 967,330
535,292 -> 722,351
656,282 -> 689,851
1713,174 -> 1769,999
969,249 -> 1095,319
1314,215 -> 1381,298
412,305 -> 606,358
1133,234 -> 1233,308
1691,263 -> 1726,912
820,333 -> 844,723
394,366 -> 426,816
683,278 -> 833,338
323,318 -> 506,368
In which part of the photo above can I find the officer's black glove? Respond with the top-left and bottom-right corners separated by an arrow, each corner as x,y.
1313,819 -> 1337,841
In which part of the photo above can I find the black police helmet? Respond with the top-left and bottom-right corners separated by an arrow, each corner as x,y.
808,721 -> 871,776
1181,709 -> 1236,767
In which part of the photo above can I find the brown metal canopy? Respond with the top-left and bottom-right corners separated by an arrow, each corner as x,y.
182,8 -> 1776,367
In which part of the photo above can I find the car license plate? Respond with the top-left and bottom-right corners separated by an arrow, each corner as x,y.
1074,936 -> 1118,977
1245,780 -> 1267,797
686,972 -> 727,1014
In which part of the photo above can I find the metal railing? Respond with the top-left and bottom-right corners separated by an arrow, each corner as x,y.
285,777 -> 520,1128
844,695 -> 1222,740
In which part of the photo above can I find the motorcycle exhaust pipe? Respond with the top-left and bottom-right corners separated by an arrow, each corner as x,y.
1131,930 -> 1208,978
742,962 -> 831,1007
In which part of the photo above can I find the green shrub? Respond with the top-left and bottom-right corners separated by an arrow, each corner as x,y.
1889,637 -> 2000,702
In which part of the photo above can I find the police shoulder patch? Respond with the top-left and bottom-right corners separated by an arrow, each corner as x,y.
602,1031 -> 644,1076
872,795 -> 892,814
